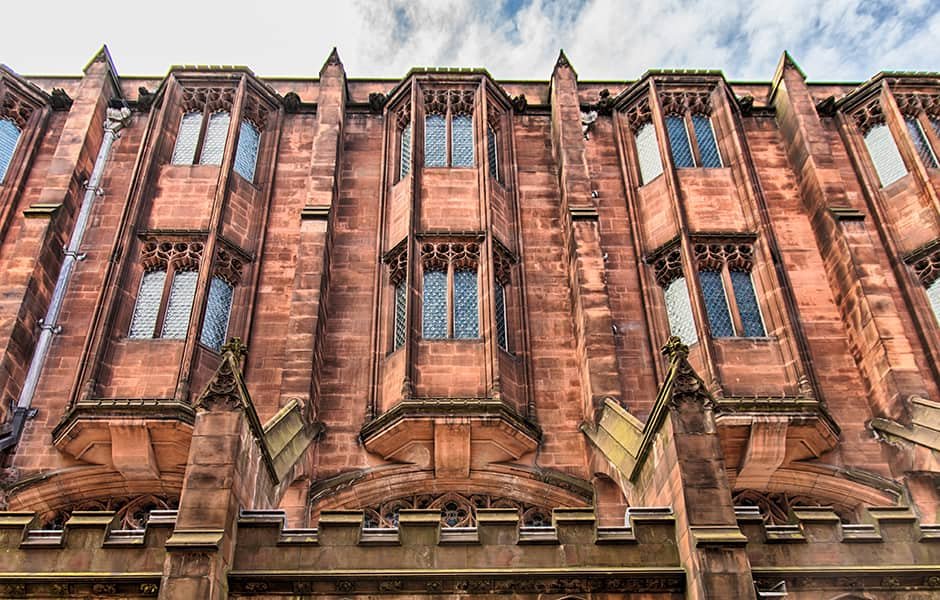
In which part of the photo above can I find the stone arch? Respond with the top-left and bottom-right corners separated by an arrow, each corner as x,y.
307,465 -> 591,526
827,594 -> 877,600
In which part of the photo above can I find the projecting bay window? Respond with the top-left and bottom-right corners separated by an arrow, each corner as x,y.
170,96 -> 263,182
694,242 -> 766,338
420,241 -> 480,340
0,118 -> 22,184
128,241 -> 242,351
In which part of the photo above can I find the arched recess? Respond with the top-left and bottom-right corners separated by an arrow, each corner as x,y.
307,464 -> 592,526
593,473 -> 628,526
3,465 -> 183,522
732,465 -> 900,524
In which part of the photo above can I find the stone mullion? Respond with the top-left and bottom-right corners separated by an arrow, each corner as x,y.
649,79 -> 724,395
478,85 -> 499,396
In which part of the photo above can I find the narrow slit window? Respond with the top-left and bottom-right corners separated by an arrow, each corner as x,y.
863,124 -> 907,186
451,114 -> 474,167
128,270 -> 167,338
0,119 -> 22,183
422,269 -> 447,338
200,276 -> 234,351
700,270 -> 734,337
199,111 -> 231,166
905,116 -> 938,169
635,122 -> 663,184
928,279 -> 940,326
494,281 -> 508,351
665,115 -> 694,168
425,114 -> 447,167
692,114 -> 722,168
664,277 -> 698,345
233,120 -> 261,182
171,112 -> 203,165
400,125 -> 412,180
730,270 -> 765,337
453,269 -> 478,338
487,126 -> 499,181
161,270 -> 199,339
393,281 -> 407,350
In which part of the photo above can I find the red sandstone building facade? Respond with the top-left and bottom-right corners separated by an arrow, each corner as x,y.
0,46 -> 938,598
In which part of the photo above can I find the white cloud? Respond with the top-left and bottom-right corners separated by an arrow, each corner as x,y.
1,0 -> 936,81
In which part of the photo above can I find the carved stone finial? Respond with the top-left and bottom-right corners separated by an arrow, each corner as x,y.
49,88 -> 73,111
282,91 -> 302,113
661,336 -> 689,362
326,47 -> 342,66
368,92 -> 388,114
555,49 -> 572,71
221,337 -> 248,362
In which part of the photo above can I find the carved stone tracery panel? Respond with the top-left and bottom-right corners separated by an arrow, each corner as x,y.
659,90 -> 712,117
140,240 -> 204,273
850,97 -> 885,133
624,96 -> 653,133
420,240 -> 481,271
362,492 -> 551,528
651,245 -> 683,286
0,91 -> 34,128
732,489 -> 854,525
39,494 -> 179,530
180,87 -> 235,115
894,93 -> 940,118
692,241 -> 755,273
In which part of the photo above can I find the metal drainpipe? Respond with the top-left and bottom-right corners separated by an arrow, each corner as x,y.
0,104 -> 132,452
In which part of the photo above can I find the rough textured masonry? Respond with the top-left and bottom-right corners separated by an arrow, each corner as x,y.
0,46 -> 939,599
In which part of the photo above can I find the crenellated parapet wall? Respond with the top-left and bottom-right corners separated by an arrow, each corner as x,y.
739,505 -> 940,596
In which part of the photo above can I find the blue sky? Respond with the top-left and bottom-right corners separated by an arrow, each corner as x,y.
3,0 -> 938,81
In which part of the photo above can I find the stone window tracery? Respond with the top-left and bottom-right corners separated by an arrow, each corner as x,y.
420,240 -> 480,340
894,93 -> 940,170
493,245 -> 514,352
0,92 -> 33,184
907,243 -> 940,327
851,98 -> 907,187
652,247 -> 698,346
39,494 -> 179,531
385,246 -> 408,350
692,240 -> 765,338
626,97 -> 663,185
397,104 -> 412,181
658,90 -> 722,169
170,87 -> 266,181
128,240 -> 243,350
423,89 -> 475,168
732,489 -> 854,525
362,492 -> 551,529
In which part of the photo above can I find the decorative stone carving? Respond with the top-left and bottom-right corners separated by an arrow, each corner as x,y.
732,489 -> 854,525
385,246 -> 407,286
420,240 -> 480,271
180,87 -> 235,115
362,492 -> 551,528
661,336 -> 713,409
650,244 -> 683,286
282,91 -> 301,113
242,94 -> 270,131
659,90 -> 712,116
894,93 -> 940,118
140,240 -> 204,272
421,89 -> 474,116
510,94 -> 528,113
493,246 -> 514,285
137,86 -> 156,112
908,242 -> 940,286
423,89 -> 448,115
194,337 -> 248,411
693,241 -> 754,273
213,246 -> 245,286
368,92 -> 388,114
395,103 -> 410,131
450,89 -> 475,115
0,91 -> 34,128
624,97 -> 653,133
486,102 -> 501,129
40,494 -> 179,530
850,97 -> 885,133
49,88 -> 73,110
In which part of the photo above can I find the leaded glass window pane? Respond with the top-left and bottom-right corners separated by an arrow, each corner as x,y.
171,112 -> 202,165
664,277 -> 697,345
454,269 -> 478,338
161,270 -> 198,339
233,120 -> 260,182
400,125 -> 412,180
452,114 -> 474,167
425,114 -> 446,167
692,114 -> 722,168
394,281 -> 407,350
0,119 -> 21,183
635,122 -> 663,184
128,270 -> 166,338
666,115 -> 694,168
928,279 -> 940,326
730,270 -> 765,337
864,124 -> 906,186
905,116 -> 938,169
422,270 -> 447,338
494,281 -> 508,351
700,270 -> 734,337
200,276 -> 234,351
487,126 -> 499,181
199,111 -> 230,166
